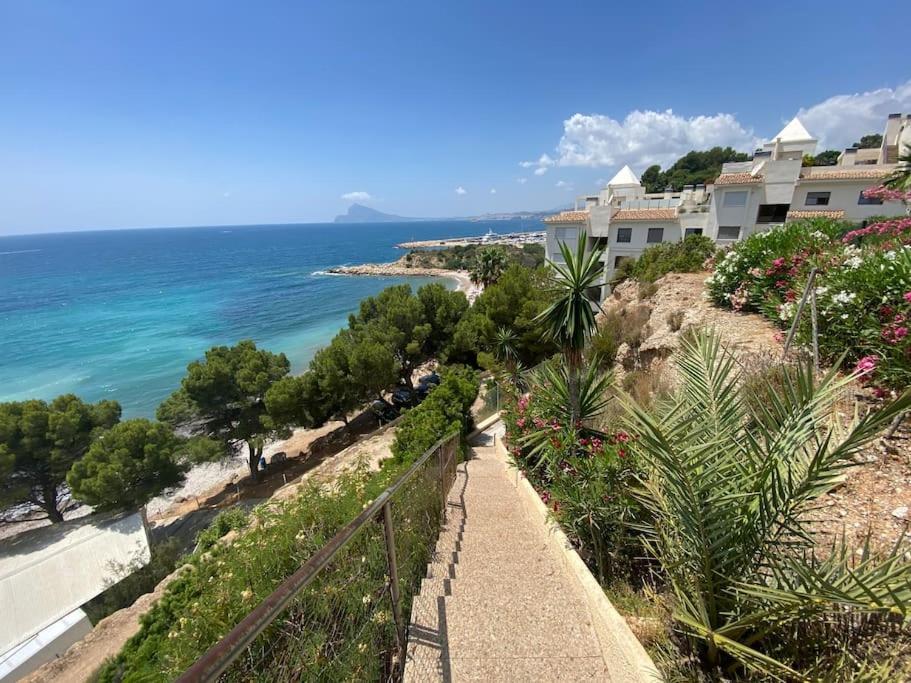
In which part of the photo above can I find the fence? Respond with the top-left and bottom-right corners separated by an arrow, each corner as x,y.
177,431 -> 460,682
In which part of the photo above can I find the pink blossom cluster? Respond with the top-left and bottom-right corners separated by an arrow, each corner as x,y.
854,355 -> 878,379
729,284 -> 750,312
862,185 -> 911,202
842,217 -> 911,244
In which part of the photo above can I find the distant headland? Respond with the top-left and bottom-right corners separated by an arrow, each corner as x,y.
333,202 -> 565,224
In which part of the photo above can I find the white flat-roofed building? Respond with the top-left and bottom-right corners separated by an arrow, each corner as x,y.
544,113 -> 911,300
0,512 -> 150,680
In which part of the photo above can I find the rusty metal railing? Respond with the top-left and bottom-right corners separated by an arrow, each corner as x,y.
177,430 -> 460,682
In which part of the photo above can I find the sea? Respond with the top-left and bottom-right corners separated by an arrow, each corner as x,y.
0,220 -> 540,417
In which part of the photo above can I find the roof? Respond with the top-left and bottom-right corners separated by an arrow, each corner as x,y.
714,173 -> 763,185
611,208 -> 678,221
799,168 -> 891,181
543,210 -> 589,224
0,512 -> 149,655
774,117 -> 815,142
607,165 -> 640,187
786,209 -> 846,221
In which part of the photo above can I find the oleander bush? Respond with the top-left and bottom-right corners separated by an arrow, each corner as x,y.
707,216 -> 911,391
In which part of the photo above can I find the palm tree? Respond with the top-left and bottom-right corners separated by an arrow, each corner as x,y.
884,143 -> 911,193
469,247 -> 508,287
623,329 -> 911,678
535,238 -> 604,423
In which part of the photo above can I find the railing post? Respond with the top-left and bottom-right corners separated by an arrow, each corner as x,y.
381,501 -> 406,670
438,444 -> 447,523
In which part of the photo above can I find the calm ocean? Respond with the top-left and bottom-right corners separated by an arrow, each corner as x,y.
0,220 -> 538,417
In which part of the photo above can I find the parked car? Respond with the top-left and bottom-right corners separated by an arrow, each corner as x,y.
370,399 -> 399,423
391,387 -> 420,408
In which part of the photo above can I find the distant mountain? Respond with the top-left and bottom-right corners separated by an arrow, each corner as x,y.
334,203 -> 565,224
333,204 -> 424,223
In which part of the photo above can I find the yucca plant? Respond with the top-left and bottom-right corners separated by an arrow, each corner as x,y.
536,238 -> 605,423
623,329 -> 911,679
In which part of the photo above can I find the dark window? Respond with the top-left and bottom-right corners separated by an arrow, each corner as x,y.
805,191 -> 830,206
756,204 -> 790,223
616,227 -> 632,243
684,228 -> 703,237
647,227 -> 664,243
717,226 -> 741,240
858,190 -> 883,205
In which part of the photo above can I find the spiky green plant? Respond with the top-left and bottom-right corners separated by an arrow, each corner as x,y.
623,329 -> 911,679
884,143 -> 911,193
520,358 -> 613,466
536,238 -> 604,423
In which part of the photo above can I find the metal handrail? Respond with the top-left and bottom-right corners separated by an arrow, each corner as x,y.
178,430 -> 460,682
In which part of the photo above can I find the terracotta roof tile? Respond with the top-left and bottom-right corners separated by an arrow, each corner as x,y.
799,168 -> 891,181
543,210 -> 589,224
713,173 -> 763,185
786,209 -> 846,221
611,208 -> 678,221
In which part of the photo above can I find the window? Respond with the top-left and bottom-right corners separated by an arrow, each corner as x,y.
616,227 -> 632,243
805,191 -> 830,206
717,226 -> 741,240
554,227 -> 579,241
756,204 -> 790,223
858,190 -> 883,205
647,227 -> 664,243
723,191 -> 748,207
684,228 -> 703,237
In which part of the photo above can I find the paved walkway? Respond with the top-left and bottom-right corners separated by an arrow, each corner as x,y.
404,427 -> 623,682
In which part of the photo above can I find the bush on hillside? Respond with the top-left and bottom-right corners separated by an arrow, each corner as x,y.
391,366 -> 479,463
707,216 -> 911,390
630,234 -> 717,283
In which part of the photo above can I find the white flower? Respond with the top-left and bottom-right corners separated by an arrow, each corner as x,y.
885,251 -> 897,261
778,302 -> 795,321
844,256 -> 863,269
811,230 -> 825,239
815,286 -> 828,297
832,290 -> 856,306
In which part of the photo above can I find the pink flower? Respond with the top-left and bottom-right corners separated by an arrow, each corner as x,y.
773,331 -> 785,343
904,292 -> 911,304
895,327 -> 908,340
854,355 -> 878,378
772,257 -> 786,268
873,387 -> 888,399
515,417 -> 526,428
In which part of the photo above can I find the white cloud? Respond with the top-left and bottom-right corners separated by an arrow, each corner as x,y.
520,153 -> 555,175
516,178 -> 528,184
341,191 -> 372,202
544,110 -> 758,171
795,80 -> 911,150
455,186 -> 467,195
490,188 -> 497,194
555,180 -> 571,189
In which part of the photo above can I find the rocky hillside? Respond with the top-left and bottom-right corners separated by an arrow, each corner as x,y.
599,271 -> 910,557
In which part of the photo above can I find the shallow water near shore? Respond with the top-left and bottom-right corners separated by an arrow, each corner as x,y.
0,220 -> 539,417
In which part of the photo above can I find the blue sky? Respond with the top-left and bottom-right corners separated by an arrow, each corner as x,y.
0,0 -> 907,235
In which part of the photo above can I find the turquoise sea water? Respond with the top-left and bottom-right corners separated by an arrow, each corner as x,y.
0,220 -> 539,417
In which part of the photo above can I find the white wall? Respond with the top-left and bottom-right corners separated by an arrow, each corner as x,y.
545,224 -> 581,264
793,182 -> 908,222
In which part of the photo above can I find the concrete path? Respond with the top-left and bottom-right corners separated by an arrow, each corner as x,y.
403,427 -> 623,682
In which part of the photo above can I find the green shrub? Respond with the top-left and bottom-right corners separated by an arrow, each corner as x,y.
391,366 -> 479,463
631,234 -> 717,283
637,281 -> 658,300
665,309 -> 684,332
194,506 -> 250,553
83,538 -> 184,625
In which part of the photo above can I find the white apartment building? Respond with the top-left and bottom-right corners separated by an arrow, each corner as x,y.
544,113 -> 911,300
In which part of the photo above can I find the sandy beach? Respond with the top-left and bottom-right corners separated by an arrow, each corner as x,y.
328,263 -> 483,302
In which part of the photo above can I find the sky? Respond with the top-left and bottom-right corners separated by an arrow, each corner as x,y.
0,0 -> 907,235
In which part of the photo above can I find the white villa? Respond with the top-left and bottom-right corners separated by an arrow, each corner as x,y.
544,113 -> 911,300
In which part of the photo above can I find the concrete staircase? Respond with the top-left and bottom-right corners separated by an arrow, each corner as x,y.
403,430 -> 618,681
